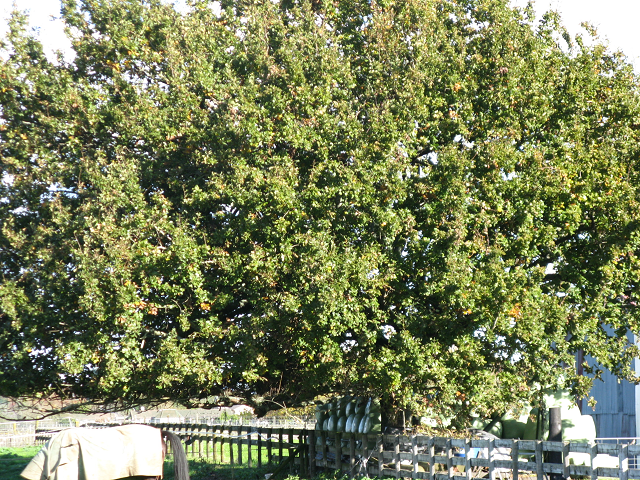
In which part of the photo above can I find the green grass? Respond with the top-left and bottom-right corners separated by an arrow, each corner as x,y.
0,446 -> 41,480
0,446 -> 302,480
0,445 -> 354,480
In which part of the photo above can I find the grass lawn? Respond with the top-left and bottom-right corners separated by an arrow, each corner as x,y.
0,446 -> 321,480
0,446 -> 41,480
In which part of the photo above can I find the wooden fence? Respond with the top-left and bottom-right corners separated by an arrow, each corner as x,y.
154,423 -> 638,480
6,421 -> 638,480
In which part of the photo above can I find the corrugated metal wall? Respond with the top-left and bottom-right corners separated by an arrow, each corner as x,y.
580,331 -> 637,438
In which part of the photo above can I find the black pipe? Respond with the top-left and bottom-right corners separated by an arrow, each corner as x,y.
548,407 -> 564,480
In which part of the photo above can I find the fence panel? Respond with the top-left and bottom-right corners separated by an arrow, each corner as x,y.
6,420 -> 640,480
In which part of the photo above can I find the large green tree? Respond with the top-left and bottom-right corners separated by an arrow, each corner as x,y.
2,0 -> 640,422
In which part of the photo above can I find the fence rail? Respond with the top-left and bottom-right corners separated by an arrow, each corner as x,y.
137,424 -> 640,480
3,421 -> 637,480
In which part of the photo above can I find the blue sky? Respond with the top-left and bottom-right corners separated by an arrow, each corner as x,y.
1,0 -> 639,70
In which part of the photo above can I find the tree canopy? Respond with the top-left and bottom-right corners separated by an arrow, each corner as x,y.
2,0 -> 640,422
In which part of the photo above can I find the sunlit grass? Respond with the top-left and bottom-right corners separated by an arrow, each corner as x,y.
0,446 -> 305,480
0,446 -> 41,480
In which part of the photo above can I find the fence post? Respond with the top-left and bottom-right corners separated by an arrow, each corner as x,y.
464,438 -> 472,480
379,435 -> 384,478
247,425 -> 252,468
349,432 -> 356,476
413,435 -> 419,478
488,437 -> 495,480
309,429 -> 317,477
427,436 -> 435,480
512,439 -> 519,480
300,429 -> 307,477
286,428 -> 292,474
212,425 -> 218,464
394,435 -> 401,479
535,441 -> 544,480
258,427 -> 263,468
222,424 -> 228,464
206,424 -> 211,460
549,407 -> 563,480
590,442 -> 598,480
230,426 -> 235,466
362,433 -> 370,477
320,430 -> 327,468
447,437 -> 455,478
336,431 -> 343,473
620,442 -> 629,480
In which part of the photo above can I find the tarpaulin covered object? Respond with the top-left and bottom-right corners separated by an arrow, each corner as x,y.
21,424 -> 164,480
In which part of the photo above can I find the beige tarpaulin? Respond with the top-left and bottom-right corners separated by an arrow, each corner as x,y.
21,424 -> 164,480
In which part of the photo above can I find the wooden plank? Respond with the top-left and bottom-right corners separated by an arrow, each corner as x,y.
267,427 -> 273,465
621,442 -> 629,480
542,440 -> 564,452
257,427 -> 263,468
599,443 -> 620,455
133,426 -> 640,480
512,439 -> 519,480
451,438 -> 465,449
349,433 -> 356,476
202,424 -> 208,460
543,463 -> 565,474
184,424 -> 191,457
362,434 -> 370,477
212,425 -> 218,463
463,438 -> 471,480
300,430 -> 307,476
427,436 -> 435,480
210,424 -> 215,460
335,432 -> 343,472
590,442 -> 598,480
568,442 -> 595,454
413,435 -> 420,478
247,426 -> 252,467
379,433 -> 385,479
447,438 -> 455,478
320,431 -> 327,468
600,466 -> 622,477
535,440 -> 544,480
222,424 -> 227,464
488,437 -> 495,480
395,435 -> 401,478
309,429 -> 316,477
518,440 -> 537,451
230,426 -> 235,466
288,428 -> 294,474
563,441 -> 570,480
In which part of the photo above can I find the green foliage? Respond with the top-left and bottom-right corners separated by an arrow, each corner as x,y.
2,0 -> 640,423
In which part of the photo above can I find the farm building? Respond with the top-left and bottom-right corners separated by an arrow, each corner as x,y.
579,331 -> 640,438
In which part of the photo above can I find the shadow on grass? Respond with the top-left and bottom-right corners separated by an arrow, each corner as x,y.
183,459 -> 357,480
183,459 -> 294,480
0,446 -> 41,480
1,448 -> 342,480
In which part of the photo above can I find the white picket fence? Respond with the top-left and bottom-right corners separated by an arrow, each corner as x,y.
0,419 -> 81,448
0,417 -> 313,448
